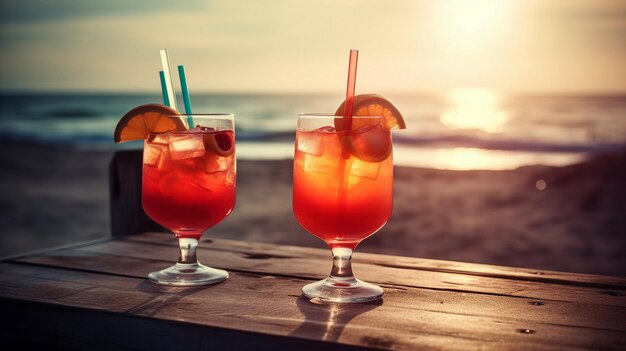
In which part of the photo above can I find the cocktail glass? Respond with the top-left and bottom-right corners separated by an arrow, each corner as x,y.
142,114 -> 236,286
293,114 -> 392,303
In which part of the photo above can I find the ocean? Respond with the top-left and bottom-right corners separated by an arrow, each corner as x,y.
1,90 -> 625,170
1,91 -> 624,274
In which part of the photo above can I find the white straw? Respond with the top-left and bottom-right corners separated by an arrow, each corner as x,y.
159,49 -> 178,111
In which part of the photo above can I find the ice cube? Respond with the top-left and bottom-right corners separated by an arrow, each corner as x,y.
301,153 -> 341,192
143,143 -> 168,168
193,171 -> 228,193
296,126 -> 337,156
345,158 -> 380,189
204,155 -> 228,174
303,153 -> 339,175
306,158 -> 380,192
297,132 -> 323,156
349,158 -> 380,180
224,169 -> 236,187
169,133 -> 205,160
150,133 -> 169,145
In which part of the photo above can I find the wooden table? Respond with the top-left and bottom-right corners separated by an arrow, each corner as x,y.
1,232 -> 625,350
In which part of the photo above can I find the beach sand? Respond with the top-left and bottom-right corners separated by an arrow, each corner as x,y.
1,141 -> 624,276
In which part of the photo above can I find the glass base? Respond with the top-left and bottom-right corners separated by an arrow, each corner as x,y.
302,277 -> 383,304
148,262 -> 228,286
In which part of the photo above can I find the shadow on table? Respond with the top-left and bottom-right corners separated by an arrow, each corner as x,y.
290,296 -> 383,342
128,280 -> 213,316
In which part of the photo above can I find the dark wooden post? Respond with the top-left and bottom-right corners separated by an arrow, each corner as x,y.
109,150 -> 164,236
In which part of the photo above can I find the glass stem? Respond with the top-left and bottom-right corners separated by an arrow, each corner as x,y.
329,247 -> 356,283
177,237 -> 199,265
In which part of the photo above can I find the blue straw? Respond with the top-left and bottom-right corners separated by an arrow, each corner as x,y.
177,65 -> 194,128
159,71 -> 170,107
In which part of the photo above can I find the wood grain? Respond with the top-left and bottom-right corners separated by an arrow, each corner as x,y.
17,235 -> 624,306
2,233 -> 626,350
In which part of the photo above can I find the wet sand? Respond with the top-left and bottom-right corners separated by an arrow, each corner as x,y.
1,141 -> 624,276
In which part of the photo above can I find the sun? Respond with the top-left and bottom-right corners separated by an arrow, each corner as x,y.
431,0 -> 514,49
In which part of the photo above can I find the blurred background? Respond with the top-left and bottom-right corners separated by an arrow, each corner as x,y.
1,0 -> 624,275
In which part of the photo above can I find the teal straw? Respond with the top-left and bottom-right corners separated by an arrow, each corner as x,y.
177,65 -> 194,128
159,71 -> 170,107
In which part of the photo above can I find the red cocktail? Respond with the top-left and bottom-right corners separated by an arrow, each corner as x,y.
142,114 -> 235,286
293,114 -> 396,303
143,130 -> 235,237
293,121 -> 393,249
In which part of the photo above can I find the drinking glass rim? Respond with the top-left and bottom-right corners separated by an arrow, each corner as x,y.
167,113 -> 234,119
156,114 -> 235,133
298,113 -> 384,119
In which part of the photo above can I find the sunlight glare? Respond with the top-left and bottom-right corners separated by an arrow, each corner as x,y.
433,148 -> 499,170
440,88 -> 508,133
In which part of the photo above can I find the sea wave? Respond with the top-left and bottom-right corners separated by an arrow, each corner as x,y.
45,108 -> 101,118
2,127 -> 624,156
392,134 -> 626,153
1,92 -> 625,157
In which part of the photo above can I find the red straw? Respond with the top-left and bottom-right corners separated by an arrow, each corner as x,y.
337,50 -> 358,235
343,49 -> 359,131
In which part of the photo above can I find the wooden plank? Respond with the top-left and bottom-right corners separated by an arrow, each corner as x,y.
9,240 -> 626,331
129,233 -> 626,288
0,298 -> 370,351
9,248 -> 626,333
16,236 -> 624,307
1,262 -> 625,351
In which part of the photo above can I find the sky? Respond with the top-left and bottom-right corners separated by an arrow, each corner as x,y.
0,0 -> 624,94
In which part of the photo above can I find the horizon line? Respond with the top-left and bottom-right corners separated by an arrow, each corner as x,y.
1,88 -> 626,97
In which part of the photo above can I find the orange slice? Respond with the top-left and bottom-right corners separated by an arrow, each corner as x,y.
335,94 -> 404,162
335,94 -> 406,131
113,104 -> 185,143
346,124 -> 392,162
